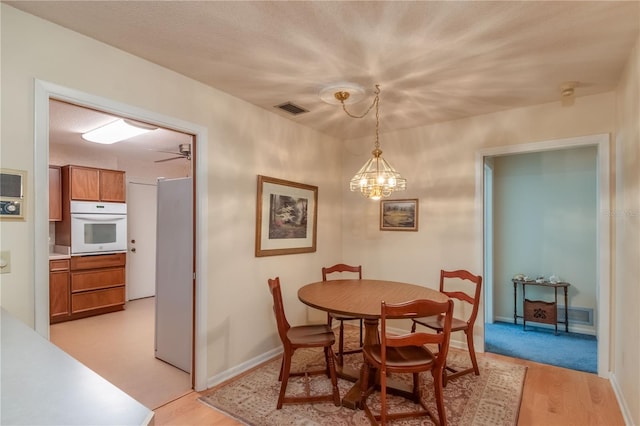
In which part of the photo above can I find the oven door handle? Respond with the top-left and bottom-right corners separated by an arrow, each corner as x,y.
72,214 -> 126,221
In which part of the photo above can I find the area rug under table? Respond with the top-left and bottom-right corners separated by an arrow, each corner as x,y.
199,341 -> 526,426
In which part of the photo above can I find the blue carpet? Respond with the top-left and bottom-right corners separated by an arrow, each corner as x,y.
485,321 -> 597,373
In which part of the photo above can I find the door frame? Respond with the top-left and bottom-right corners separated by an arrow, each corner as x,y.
475,133 -> 610,378
33,79 -> 209,391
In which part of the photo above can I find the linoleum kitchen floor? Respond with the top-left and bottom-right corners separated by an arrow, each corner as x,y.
50,297 -> 191,410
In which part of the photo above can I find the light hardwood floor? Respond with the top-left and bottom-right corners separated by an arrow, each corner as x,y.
51,307 -> 625,425
50,297 -> 192,410
154,345 -> 625,426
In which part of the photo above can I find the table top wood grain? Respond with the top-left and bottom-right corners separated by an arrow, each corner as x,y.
298,279 -> 448,319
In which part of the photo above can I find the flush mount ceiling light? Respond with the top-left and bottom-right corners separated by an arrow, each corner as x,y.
82,119 -> 157,144
330,84 -> 407,200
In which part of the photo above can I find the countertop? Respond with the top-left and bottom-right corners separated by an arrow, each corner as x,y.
49,244 -> 70,260
0,308 -> 154,425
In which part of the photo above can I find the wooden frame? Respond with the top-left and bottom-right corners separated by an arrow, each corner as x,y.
380,198 -> 418,231
255,175 -> 318,257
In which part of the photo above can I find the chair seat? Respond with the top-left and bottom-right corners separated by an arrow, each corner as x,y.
287,324 -> 336,346
364,344 -> 436,369
414,315 -> 468,332
329,312 -> 359,321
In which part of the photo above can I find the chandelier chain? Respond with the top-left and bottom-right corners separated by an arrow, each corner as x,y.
338,84 -> 381,150
339,85 -> 379,119
330,82 -> 405,199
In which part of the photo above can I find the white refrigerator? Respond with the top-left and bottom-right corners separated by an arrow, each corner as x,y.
155,177 -> 193,373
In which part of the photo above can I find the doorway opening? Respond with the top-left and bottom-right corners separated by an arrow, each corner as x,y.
477,133 -> 610,378
33,80 -> 209,393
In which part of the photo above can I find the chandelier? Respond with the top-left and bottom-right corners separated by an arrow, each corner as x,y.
334,84 -> 407,200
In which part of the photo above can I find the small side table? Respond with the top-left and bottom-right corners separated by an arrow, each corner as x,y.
512,279 -> 570,334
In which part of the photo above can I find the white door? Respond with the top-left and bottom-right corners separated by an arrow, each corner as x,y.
155,177 -> 192,373
126,182 -> 158,300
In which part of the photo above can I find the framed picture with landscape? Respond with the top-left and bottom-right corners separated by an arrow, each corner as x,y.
255,175 -> 318,257
380,198 -> 418,231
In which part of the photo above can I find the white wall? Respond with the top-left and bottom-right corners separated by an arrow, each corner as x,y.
0,5 -> 343,381
2,4 -> 638,420
341,91 -> 616,355
342,93 -> 615,286
492,147 -> 597,330
339,53 -> 639,419
614,34 -> 640,425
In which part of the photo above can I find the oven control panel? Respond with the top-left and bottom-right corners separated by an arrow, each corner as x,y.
0,200 -> 22,218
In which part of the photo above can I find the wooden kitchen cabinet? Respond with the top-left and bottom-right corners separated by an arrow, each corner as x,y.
49,259 -> 70,323
62,165 -> 125,203
99,169 -> 126,202
49,166 -> 62,221
48,253 -> 127,323
69,253 -> 126,318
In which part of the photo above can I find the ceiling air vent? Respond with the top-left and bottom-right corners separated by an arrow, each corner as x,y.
275,102 -> 309,115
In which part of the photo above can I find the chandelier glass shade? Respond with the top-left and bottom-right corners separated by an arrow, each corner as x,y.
349,148 -> 407,200
335,84 -> 407,200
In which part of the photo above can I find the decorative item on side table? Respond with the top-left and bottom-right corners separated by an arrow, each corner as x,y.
512,273 -> 570,334
380,198 -> 418,231
255,175 -> 318,257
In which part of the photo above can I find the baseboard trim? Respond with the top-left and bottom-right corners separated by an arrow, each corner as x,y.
492,315 -> 596,336
609,371 -> 633,426
206,347 -> 282,389
207,324 -> 469,390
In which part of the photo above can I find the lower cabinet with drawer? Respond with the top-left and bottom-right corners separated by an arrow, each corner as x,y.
50,259 -> 71,323
51,253 -> 126,323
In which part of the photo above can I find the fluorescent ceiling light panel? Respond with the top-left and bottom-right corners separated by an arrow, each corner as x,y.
82,119 -> 156,144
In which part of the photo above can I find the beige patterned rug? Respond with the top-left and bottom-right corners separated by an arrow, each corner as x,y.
200,329 -> 526,425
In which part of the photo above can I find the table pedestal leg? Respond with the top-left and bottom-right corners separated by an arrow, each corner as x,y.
340,318 -> 419,409
340,318 -> 379,409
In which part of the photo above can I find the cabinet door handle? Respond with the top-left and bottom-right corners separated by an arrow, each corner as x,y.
130,248 -> 136,253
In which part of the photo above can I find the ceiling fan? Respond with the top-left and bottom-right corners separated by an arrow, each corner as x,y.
154,143 -> 191,163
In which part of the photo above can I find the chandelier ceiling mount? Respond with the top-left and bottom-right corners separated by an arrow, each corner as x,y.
327,83 -> 407,200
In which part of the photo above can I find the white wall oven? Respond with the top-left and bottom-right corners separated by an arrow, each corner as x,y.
70,201 -> 127,255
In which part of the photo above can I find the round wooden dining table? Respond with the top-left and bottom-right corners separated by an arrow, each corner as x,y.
298,279 -> 448,409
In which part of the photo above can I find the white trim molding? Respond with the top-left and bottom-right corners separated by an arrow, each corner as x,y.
34,79 -> 209,391
475,133 -> 611,378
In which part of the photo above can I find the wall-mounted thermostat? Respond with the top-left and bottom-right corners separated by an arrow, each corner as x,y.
0,168 -> 26,220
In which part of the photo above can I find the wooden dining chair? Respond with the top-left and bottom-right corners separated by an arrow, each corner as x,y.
322,263 -> 363,366
411,269 -> 483,385
361,298 -> 454,426
267,277 -> 341,409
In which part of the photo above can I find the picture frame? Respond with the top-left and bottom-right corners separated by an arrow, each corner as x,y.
380,198 -> 418,231
255,175 -> 318,257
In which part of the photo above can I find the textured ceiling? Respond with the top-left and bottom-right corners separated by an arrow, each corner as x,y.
7,1 -> 640,142
48,100 -> 192,163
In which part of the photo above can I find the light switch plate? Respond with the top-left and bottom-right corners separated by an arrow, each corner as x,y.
0,251 -> 10,274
